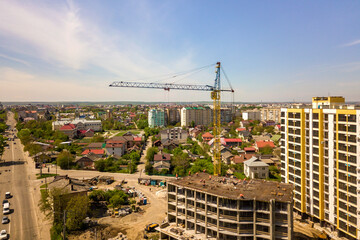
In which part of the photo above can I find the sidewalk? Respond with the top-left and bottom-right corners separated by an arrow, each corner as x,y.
23,150 -> 52,240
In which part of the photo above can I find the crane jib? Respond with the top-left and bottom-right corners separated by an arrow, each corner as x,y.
109,81 -> 232,92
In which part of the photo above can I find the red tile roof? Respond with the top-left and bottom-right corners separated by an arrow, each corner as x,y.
202,132 -> 214,138
81,149 -> 104,155
154,153 -> 171,161
232,154 -> 256,164
224,138 -> 242,143
105,143 -> 124,148
244,147 -> 256,152
256,140 -> 275,149
134,137 -> 142,142
236,127 -> 246,132
60,124 -> 76,130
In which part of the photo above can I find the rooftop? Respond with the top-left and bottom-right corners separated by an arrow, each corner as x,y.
169,172 -> 292,202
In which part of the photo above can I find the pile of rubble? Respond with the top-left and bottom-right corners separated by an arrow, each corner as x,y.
108,232 -> 128,240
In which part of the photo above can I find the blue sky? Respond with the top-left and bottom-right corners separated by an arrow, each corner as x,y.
0,0 -> 360,102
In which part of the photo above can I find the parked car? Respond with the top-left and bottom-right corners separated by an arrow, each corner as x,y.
2,200 -> 8,207
2,203 -> 10,215
1,217 -> 9,224
0,230 -> 7,239
4,193 -> 11,199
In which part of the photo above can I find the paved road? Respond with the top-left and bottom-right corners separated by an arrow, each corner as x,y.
0,112 -> 39,240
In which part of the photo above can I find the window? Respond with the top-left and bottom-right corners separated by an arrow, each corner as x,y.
253,167 -> 257,170
262,167 -> 265,170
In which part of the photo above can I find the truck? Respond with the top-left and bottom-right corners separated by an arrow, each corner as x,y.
145,223 -> 159,232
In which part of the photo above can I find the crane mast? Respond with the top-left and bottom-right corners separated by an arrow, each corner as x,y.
211,62 -> 222,176
109,62 -> 233,176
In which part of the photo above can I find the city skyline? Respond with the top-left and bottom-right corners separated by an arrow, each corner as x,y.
1,1 -> 360,102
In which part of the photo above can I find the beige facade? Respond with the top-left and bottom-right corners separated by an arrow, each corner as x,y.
181,107 -> 212,127
261,108 -> 281,123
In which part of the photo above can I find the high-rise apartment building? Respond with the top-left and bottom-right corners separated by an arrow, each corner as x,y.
166,108 -> 181,125
159,173 -> 293,240
280,96 -> 360,239
242,110 -> 261,121
261,108 -> 281,123
181,107 -> 212,127
148,109 -> 166,128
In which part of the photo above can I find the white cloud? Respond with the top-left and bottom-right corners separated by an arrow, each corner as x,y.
0,0 -> 192,78
0,53 -> 29,66
341,39 -> 360,47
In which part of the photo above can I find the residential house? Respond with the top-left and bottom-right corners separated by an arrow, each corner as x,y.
223,138 -> 242,147
202,132 -> 213,142
231,153 -> 256,164
189,128 -> 201,138
222,151 -> 234,165
239,120 -> 251,128
59,123 -> 77,138
105,141 -> 126,157
81,149 -> 104,158
153,153 -> 171,163
161,139 -> 179,151
255,140 -> 275,152
260,120 -> 276,127
75,154 -> 98,169
153,161 -> 171,172
238,130 -> 252,140
244,156 -> 269,179
78,129 -> 94,138
244,147 -> 256,154
86,142 -> 105,149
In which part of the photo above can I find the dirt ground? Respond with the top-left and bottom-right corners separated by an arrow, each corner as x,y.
69,183 -> 167,240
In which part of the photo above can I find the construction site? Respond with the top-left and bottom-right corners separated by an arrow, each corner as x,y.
157,172 -> 293,240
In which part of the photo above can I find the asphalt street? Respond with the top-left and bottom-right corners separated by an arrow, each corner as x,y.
0,112 -> 39,240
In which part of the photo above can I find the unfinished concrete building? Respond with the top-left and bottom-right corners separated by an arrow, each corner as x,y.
158,173 -> 293,240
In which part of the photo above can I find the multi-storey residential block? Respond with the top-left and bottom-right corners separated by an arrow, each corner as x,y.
242,110 -> 261,121
261,108 -> 281,123
160,127 -> 188,143
166,108 -> 181,125
181,107 -> 212,127
148,109 -> 166,128
280,96 -> 360,239
159,173 -> 293,240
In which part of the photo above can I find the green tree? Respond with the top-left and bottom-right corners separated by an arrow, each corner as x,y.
109,193 -> 127,209
24,143 -> 43,156
259,146 -> 273,155
66,194 -> 89,231
56,150 -> 74,169
190,158 -> 214,174
90,133 -> 105,143
0,135 -> 5,158
18,128 -> 33,145
146,147 -> 158,162
137,119 -> 148,129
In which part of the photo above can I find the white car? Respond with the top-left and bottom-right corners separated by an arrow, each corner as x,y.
1,217 -> 8,224
0,230 -> 7,239
4,193 -> 11,199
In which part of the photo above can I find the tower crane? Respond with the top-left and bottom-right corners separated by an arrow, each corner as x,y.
109,62 -> 234,176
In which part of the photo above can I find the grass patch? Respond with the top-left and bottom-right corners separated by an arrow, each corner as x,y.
115,130 -> 140,136
36,173 -> 58,179
40,183 -> 48,189
233,172 -> 247,180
